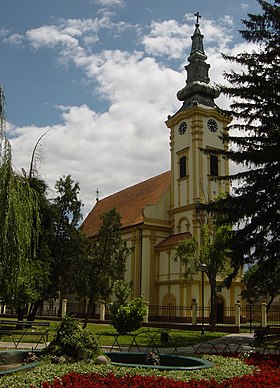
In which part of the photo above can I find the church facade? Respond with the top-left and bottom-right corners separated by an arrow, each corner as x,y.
82,18 -> 243,322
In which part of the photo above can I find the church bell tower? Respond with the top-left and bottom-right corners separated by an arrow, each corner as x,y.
165,13 -> 232,240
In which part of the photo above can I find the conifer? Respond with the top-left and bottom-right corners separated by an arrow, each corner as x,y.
207,1 -> 280,278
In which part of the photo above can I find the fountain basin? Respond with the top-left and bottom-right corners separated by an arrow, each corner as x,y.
0,350 -> 41,375
105,351 -> 213,370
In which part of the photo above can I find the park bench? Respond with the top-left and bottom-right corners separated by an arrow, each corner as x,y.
0,320 -> 50,349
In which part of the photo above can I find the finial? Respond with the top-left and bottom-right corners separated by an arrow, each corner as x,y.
96,188 -> 100,202
194,11 -> 201,26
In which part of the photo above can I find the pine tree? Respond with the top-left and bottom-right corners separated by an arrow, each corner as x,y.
207,1 -> 280,278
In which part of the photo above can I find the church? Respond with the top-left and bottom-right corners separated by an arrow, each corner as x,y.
81,16 -> 243,323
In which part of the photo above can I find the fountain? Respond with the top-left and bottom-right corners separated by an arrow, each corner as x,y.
0,348 -> 212,375
0,350 -> 41,376
105,351 -> 213,370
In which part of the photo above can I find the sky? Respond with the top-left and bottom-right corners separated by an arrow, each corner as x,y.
0,0 -> 261,217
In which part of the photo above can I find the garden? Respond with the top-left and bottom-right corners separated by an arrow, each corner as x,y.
0,316 -> 279,387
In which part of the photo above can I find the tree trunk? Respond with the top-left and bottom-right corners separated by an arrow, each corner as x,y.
82,293 -> 94,329
209,278 -> 217,326
27,299 -> 43,321
266,295 -> 275,313
16,305 -> 26,323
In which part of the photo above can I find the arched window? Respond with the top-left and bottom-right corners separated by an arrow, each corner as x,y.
179,156 -> 187,178
210,154 -> 218,176
177,217 -> 190,233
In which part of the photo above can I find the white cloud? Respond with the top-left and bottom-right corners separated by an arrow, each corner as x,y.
25,18 -> 107,50
241,3 -> 249,10
18,16 -> 133,63
78,50 -> 180,107
26,26 -> 79,49
8,98 -> 170,215
7,23 -> 182,213
221,15 -> 234,26
4,33 -> 25,46
6,14 -> 258,217
141,16 -> 234,60
95,0 -> 124,6
142,19 -> 193,59
0,28 -> 9,38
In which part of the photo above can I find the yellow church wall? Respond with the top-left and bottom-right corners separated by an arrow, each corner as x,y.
171,205 -> 194,235
167,107 -> 231,218
118,230 -> 133,281
126,225 -> 171,302
158,251 -> 169,282
119,222 -> 171,302
156,245 -> 240,317
143,190 -> 170,224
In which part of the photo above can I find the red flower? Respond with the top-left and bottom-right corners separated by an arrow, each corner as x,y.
38,354 -> 280,388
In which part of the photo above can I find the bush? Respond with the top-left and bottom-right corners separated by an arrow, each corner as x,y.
109,280 -> 147,334
44,315 -> 100,360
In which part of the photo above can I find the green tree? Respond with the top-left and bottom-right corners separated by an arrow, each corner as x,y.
78,208 -> 131,328
175,219 -> 232,324
0,86 -> 87,320
27,174 -> 86,320
50,175 -> 84,291
204,0 -> 280,281
0,85 -> 41,319
242,261 -> 280,311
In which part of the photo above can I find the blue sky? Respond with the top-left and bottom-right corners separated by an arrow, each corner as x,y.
0,0 -> 261,216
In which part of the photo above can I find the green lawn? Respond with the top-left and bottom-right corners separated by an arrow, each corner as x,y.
0,320 -> 226,348
4,318 -> 279,350
88,323 -> 226,348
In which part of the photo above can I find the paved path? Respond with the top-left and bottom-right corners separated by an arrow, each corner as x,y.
124,333 -> 257,355
0,341 -> 47,350
177,333 -> 255,355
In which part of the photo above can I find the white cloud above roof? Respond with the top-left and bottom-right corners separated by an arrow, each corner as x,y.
2,2 -> 259,217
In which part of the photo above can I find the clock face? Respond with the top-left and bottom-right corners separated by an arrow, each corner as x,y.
207,119 -> 218,132
178,121 -> 187,135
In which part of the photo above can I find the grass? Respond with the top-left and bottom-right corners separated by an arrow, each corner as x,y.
0,319 -> 279,350
0,321 -> 226,348
87,323 -> 226,348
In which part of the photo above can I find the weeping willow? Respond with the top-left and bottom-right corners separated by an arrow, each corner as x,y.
0,85 -> 41,307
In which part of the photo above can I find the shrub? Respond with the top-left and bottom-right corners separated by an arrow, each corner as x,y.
44,315 -> 100,360
109,280 -> 147,333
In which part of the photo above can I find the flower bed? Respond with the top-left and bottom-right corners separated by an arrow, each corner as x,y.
38,354 -> 280,387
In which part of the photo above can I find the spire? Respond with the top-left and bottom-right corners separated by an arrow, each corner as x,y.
190,12 -> 205,56
176,13 -> 220,110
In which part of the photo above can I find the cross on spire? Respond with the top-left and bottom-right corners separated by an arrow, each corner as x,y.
194,12 -> 201,26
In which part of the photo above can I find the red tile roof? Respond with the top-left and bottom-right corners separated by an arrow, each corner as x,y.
81,171 -> 171,237
155,232 -> 191,251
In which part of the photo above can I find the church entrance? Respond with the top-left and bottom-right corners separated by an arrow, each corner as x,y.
216,297 -> 225,323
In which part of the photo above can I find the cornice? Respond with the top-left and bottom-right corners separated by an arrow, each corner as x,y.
165,106 -> 232,128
